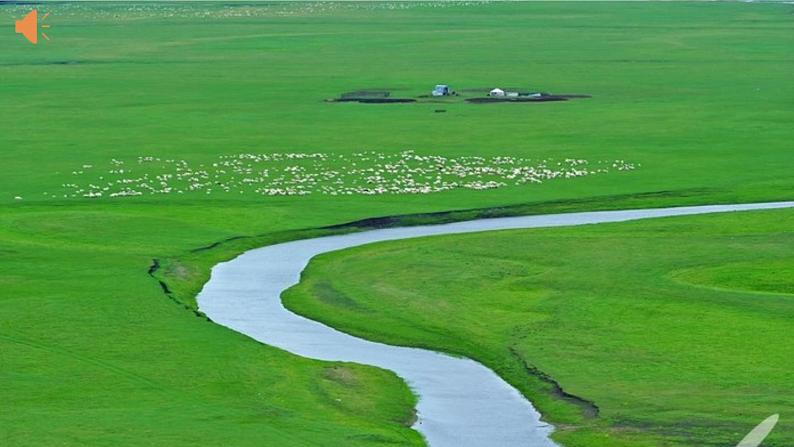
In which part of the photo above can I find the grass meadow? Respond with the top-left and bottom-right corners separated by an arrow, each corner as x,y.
1,2 -> 793,446
284,209 -> 794,446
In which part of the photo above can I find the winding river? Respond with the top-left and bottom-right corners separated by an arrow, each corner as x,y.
196,201 -> 794,447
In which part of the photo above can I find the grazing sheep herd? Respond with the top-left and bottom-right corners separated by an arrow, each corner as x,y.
55,151 -> 637,200
7,1 -> 485,21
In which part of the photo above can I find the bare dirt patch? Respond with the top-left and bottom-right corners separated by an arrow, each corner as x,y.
329,89 -> 417,104
332,97 -> 417,104
466,94 -> 591,104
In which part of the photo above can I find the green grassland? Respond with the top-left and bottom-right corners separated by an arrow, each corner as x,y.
1,1 -> 793,446
284,209 -> 794,446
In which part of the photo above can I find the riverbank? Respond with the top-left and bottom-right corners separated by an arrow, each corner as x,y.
198,202 -> 793,446
284,205 -> 794,446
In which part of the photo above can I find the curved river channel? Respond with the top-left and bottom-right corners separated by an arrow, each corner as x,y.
196,201 -> 794,447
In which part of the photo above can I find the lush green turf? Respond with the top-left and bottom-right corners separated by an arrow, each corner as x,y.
284,209 -> 794,447
1,1 -> 793,445
0,220 -> 424,446
3,1 -> 794,206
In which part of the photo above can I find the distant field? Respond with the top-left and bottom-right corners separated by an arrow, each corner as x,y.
3,1 -> 794,207
285,209 -> 794,447
1,1 -> 793,445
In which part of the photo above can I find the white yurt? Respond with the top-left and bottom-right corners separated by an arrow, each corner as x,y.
489,88 -> 505,97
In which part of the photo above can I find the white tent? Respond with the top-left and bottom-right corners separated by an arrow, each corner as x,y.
489,88 -> 505,97
432,84 -> 450,96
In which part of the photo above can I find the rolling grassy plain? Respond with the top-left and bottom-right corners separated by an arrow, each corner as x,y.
284,209 -> 794,446
1,1 -> 793,446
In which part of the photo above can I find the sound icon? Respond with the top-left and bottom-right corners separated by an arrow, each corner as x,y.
15,9 -> 50,45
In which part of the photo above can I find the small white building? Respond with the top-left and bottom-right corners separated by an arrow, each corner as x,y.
489,88 -> 505,97
432,85 -> 451,96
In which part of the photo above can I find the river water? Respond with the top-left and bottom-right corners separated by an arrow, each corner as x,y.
197,201 -> 794,447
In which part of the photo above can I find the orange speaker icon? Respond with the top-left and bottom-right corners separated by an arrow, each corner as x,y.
15,9 -> 50,45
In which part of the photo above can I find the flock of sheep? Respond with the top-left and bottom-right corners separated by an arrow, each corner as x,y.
21,1 -> 482,21
56,151 -> 637,200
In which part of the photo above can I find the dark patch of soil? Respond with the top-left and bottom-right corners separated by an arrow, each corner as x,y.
330,97 -> 416,104
466,95 -> 573,103
340,90 -> 391,99
330,90 -> 416,104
